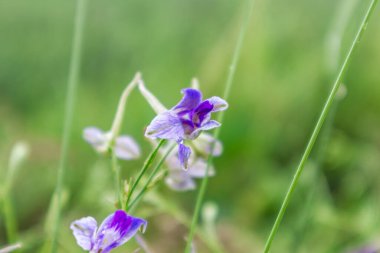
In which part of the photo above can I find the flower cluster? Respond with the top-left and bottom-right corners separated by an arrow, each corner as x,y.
71,73 -> 228,252
139,79 -> 225,190
145,88 -> 227,169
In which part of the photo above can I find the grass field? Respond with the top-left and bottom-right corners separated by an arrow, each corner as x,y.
1,0 -> 380,252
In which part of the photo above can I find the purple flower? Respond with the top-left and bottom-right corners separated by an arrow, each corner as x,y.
145,88 -> 227,169
83,127 -> 140,160
71,210 -> 147,253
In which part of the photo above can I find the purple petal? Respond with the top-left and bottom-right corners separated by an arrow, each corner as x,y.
189,120 -> 221,139
145,111 -> 185,140
165,171 -> 196,191
178,143 -> 191,170
94,210 -> 147,253
70,216 -> 97,251
114,136 -> 141,160
173,88 -> 202,113
193,101 -> 213,126
187,158 -> 215,178
192,133 -> 223,156
83,127 -> 109,153
200,120 -> 221,130
206,96 -> 228,112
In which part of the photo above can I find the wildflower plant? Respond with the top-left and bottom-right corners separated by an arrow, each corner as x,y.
7,0 -> 374,252
66,73 -> 228,252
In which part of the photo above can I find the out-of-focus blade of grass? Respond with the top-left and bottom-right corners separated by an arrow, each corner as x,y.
44,0 -> 88,252
290,0 -> 358,250
263,0 -> 379,252
184,0 -> 255,251
1,142 -> 29,244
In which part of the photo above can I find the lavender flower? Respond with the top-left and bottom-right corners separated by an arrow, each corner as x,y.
144,87 -> 227,169
71,210 -> 147,253
83,127 -> 140,160
83,73 -> 141,160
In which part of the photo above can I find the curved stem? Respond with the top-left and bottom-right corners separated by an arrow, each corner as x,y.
184,0 -> 255,251
127,143 -> 176,212
263,1 -> 379,252
125,139 -> 166,209
110,73 -> 141,138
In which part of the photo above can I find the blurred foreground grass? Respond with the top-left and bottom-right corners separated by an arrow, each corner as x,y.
1,0 -> 380,252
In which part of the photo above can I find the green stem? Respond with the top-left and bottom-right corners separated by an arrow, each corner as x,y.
50,0 -> 87,252
125,139 -> 166,209
127,143 -> 176,212
2,194 -> 17,243
1,143 -> 29,244
111,150 -> 123,209
263,1 -> 378,252
184,0 -> 255,252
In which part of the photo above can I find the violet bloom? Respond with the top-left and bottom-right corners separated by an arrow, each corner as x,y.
71,210 -> 147,253
145,88 -> 227,169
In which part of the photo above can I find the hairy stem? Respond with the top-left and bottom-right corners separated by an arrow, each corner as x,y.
263,1 -> 379,252
184,0 -> 255,251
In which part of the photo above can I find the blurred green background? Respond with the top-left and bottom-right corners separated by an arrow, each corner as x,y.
1,0 -> 380,252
